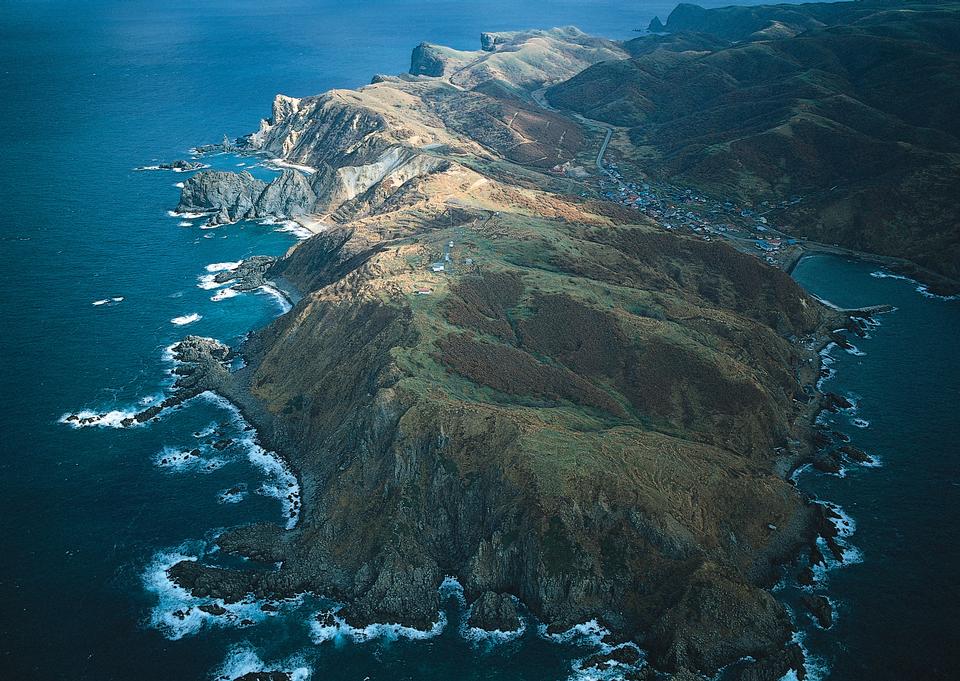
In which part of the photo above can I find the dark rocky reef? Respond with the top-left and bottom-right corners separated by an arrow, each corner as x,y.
232,673 -> 291,681
215,256 -> 278,292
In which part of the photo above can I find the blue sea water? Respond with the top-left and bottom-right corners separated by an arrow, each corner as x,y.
785,256 -> 960,681
1,1 -> 955,680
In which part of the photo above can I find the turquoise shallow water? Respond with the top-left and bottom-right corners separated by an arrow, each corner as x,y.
2,2 -> 955,680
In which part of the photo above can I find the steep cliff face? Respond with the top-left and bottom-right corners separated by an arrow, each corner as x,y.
409,28 -> 627,90
179,28 -> 627,230
176,169 -> 316,225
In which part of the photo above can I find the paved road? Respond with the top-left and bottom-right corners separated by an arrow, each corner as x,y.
532,86 -> 615,174
596,126 -> 613,172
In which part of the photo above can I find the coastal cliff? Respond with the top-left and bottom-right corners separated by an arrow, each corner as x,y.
166,28 -> 852,680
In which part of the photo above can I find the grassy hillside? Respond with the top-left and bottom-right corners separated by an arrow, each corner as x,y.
547,0 -> 960,281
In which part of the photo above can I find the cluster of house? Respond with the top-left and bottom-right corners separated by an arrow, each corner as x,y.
595,161 -> 803,263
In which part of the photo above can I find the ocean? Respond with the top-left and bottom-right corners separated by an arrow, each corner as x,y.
0,1 -> 956,679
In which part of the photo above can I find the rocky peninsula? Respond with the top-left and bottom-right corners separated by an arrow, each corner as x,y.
155,26 -> 879,681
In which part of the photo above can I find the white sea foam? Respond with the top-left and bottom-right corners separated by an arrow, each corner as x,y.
780,630 -> 830,681
790,462 -> 811,483
871,269 -> 959,301
59,408 -> 139,429
566,644 -> 646,681
174,181 -> 185,188
260,216 -> 313,240
309,607 -> 446,644
540,619 -> 646,681
213,644 -> 311,681
218,485 -> 248,504
112,297 -> 124,302
211,288 -> 240,302
177,220 -> 193,227
197,273 -> 232,290
810,504 -> 863,584
917,287 -> 959,301
244,435 -> 300,528
206,261 -> 242,273
539,619 -> 609,647
154,446 -> 227,473
92,298 -> 110,306
200,223 -> 220,230
258,285 -> 292,313
142,546 -> 288,641
850,417 -> 870,428
198,392 -> 301,527
171,313 -> 202,326
816,368 -> 836,389
168,210 -> 206,219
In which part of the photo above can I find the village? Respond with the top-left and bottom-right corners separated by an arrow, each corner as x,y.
591,158 -> 805,269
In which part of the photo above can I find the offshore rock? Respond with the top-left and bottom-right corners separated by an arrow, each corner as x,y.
800,594 -> 833,629
839,444 -> 872,464
159,159 -> 205,171
177,170 -> 265,219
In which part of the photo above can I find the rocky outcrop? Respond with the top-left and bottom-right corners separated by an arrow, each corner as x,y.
800,594 -> 833,629
159,159 -> 205,171
480,32 -> 505,52
177,170 -> 265,218
215,256 -> 278,292
176,169 -> 316,226
244,93 -> 392,170
466,591 -> 521,632
582,645 -> 642,671
252,169 -> 316,219
410,42 -> 448,77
